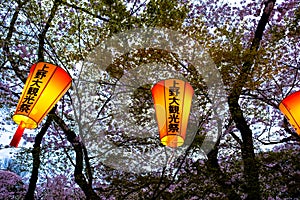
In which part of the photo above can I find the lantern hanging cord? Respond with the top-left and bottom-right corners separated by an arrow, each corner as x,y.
167,148 -> 176,166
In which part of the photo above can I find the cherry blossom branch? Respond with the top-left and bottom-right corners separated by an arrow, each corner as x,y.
61,0 -> 109,22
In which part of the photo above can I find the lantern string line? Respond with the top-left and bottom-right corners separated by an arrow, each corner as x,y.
167,148 -> 176,166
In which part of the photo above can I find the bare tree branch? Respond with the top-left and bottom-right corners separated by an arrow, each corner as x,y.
61,0 -> 109,22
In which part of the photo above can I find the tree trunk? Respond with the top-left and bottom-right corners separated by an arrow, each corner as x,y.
53,114 -> 101,200
227,0 -> 276,199
24,108 -> 55,200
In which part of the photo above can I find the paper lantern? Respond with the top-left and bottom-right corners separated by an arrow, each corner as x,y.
279,91 -> 300,135
10,62 -> 72,147
151,79 -> 194,148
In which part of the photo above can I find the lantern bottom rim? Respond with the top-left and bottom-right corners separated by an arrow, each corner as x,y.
161,135 -> 184,148
13,114 -> 37,129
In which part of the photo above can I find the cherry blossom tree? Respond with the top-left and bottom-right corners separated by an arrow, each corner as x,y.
0,0 -> 299,199
0,170 -> 26,199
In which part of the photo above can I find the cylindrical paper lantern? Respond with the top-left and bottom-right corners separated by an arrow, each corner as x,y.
151,79 -> 194,148
10,62 -> 72,147
279,91 -> 300,136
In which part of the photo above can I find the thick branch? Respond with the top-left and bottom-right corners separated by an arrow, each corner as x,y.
24,107 -> 56,200
227,1 -> 276,199
206,145 -> 242,200
38,0 -> 61,61
2,0 -> 28,83
82,144 -> 93,187
206,117 -> 241,199
257,136 -> 293,145
24,1 -> 63,198
52,113 -> 100,200
283,118 -> 300,141
151,146 -> 192,199
251,0 -> 275,51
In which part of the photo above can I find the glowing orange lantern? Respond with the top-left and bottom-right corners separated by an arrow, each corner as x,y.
10,62 -> 72,147
151,79 -> 194,148
279,91 -> 300,136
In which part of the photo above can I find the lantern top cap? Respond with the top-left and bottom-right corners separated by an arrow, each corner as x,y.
35,61 -> 71,75
279,90 -> 300,106
152,78 -> 193,86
